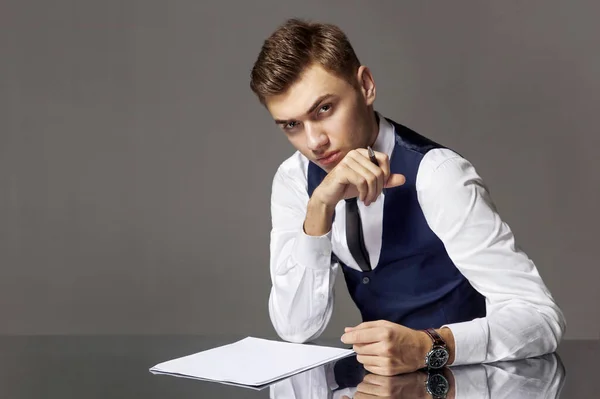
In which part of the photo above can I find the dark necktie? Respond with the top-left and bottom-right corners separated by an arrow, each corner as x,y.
345,197 -> 371,271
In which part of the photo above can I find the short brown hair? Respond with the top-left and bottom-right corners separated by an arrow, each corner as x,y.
250,18 -> 361,105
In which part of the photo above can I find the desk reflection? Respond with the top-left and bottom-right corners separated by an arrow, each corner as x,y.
270,352 -> 565,398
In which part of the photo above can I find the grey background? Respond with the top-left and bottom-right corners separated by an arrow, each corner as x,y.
1,1 -> 598,338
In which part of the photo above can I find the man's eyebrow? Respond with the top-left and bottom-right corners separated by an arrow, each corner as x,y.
274,93 -> 335,125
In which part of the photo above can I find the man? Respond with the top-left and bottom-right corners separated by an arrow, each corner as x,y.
249,18 -> 565,376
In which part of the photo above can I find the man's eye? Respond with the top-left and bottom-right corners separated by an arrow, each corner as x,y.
285,121 -> 298,130
319,104 -> 332,113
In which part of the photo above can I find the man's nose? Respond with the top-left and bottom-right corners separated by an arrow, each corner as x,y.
306,125 -> 328,151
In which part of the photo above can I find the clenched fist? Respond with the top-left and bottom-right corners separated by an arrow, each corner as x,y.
312,148 -> 405,208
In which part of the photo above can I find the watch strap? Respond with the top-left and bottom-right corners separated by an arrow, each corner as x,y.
424,328 -> 446,347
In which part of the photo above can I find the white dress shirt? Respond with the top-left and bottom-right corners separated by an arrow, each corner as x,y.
268,112 -> 566,365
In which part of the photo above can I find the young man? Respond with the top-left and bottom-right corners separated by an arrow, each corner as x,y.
249,18 -> 565,376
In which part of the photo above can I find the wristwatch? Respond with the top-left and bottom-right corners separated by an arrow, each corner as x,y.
425,369 -> 450,399
423,328 -> 449,369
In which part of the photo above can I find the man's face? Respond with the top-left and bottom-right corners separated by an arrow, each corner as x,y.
265,63 -> 375,171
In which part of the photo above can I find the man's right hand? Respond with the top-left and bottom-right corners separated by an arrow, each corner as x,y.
303,149 -> 405,237
313,148 -> 405,208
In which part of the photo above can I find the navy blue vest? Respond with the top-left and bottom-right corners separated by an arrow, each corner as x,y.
307,118 -> 486,330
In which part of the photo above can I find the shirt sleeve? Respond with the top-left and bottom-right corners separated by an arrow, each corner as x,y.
268,163 -> 340,343
416,148 -> 566,366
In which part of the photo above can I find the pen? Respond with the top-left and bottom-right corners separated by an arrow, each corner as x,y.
367,146 -> 379,166
368,146 -> 385,195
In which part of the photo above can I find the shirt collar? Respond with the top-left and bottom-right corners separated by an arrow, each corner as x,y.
371,111 -> 396,160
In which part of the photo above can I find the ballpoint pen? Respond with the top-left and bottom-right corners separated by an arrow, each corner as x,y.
368,146 -> 385,195
367,146 -> 379,166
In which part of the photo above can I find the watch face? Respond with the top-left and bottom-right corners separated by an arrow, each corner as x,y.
427,373 -> 450,397
428,347 -> 449,369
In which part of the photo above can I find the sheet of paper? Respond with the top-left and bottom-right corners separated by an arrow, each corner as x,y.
149,336 -> 354,388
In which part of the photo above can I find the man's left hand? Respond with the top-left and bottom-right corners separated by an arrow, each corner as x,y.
340,320 -> 430,376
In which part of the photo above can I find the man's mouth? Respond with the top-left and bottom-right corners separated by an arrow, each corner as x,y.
317,151 -> 341,166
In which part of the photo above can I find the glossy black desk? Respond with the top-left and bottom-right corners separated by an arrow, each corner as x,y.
0,336 -> 596,398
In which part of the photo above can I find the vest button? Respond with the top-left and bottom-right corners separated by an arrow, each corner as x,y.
362,277 -> 370,284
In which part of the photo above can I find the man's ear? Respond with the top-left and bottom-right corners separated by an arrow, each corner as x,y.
356,65 -> 376,106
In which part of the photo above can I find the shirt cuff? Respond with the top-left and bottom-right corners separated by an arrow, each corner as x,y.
442,319 -> 488,366
291,229 -> 333,270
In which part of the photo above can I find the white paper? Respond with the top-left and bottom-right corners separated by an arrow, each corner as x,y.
149,336 -> 354,388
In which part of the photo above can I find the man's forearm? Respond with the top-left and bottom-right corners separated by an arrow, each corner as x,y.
304,197 -> 335,236
270,195 -> 338,343
438,327 -> 456,365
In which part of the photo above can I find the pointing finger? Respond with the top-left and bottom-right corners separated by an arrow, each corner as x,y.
341,327 -> 384,344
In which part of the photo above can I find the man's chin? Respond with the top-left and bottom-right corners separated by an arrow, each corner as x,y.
316,159 -> 339,172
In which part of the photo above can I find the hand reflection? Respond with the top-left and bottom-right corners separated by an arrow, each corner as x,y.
342,370 -> 432,399
269,352 -> 564,399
